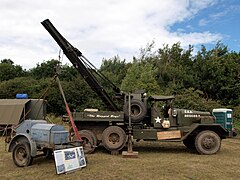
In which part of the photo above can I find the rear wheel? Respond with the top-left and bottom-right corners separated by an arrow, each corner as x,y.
74,130 -> 97,154
12,142 -> 33,167
102,126 -> 127,151
195,130 -> 221,155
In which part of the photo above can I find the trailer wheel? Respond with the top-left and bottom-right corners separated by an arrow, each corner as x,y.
123,99 -> 147,123
195,130 -> 221,155
73,130 -> 97,154
12,142 -> 33,167
102,126 -> 127,151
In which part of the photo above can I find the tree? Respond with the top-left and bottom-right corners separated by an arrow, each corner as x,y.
0,59 -> 26,81
59,64 -> 78,81
29,59 -> 59,79
192,43 -> 240,106
0,77 -> 41,99
155,43 -> 194,92
100,56 -> 128,88
174,88 -> 221,112
121,62 -> 160,95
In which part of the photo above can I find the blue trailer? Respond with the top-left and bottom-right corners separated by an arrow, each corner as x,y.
8,120 -> 81,167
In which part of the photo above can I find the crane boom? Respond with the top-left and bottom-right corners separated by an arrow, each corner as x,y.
41,19 -> 119,111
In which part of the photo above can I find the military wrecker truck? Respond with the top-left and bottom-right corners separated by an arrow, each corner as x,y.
42,19 -> 229,155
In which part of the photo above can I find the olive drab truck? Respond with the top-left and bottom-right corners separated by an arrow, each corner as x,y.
42,19 -> 230,155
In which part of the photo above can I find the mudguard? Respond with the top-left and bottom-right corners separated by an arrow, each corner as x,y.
181,123 -> 229,140
8,133 -> 37,157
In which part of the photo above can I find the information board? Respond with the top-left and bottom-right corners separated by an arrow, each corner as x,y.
54,146 -> 86,174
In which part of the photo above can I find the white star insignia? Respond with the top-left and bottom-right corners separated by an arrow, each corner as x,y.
155,117 -> 161,123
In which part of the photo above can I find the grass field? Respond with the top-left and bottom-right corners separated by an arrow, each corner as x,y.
0,136 -> 240,180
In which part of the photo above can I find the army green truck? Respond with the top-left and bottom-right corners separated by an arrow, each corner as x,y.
72,94 -> 228,155
42,19 -> 229,155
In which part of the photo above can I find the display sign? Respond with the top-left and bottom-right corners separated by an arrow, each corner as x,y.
54,146 -> 86,174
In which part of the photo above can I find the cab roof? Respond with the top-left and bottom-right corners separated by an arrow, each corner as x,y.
149,95 -> 175,101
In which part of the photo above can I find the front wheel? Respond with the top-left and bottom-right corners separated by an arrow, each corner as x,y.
195,130 -> 221,155
12,142 -> 33,167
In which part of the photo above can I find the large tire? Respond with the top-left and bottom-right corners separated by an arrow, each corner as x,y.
195,130 -> 221,155
123,99 -> 147,123
73,130 -> 97,154
12,142 -> 33,167
102,126 -> 127,151
81,130 -> 98,147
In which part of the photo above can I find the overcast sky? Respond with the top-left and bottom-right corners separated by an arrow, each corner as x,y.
0,0 -> 239,69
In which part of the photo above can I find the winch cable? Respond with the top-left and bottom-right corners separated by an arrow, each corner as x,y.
80,54 -> 120,93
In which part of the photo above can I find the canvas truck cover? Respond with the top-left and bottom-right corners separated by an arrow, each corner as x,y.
0,99 -> 46,125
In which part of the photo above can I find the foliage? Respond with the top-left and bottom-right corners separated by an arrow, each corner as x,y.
121,62 -> 160,95
29,59 -> 59,79
0,59 -> 26,81
155,43 -> 194,92
121,43 -> 160,95
100,56 -> 128,88
192,43 -> 240,106
0,77 -> 40,99
174,88 -> 222,112
233,106 -> 240,132
59,76 -> 105,112
59,64 -> 79,81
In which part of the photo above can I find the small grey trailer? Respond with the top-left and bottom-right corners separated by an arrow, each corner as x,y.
8,120 -> 82,167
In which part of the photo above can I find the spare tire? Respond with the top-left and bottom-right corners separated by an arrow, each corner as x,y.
123,99 -> 147,123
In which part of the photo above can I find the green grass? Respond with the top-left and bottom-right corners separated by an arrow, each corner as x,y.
1,137 -> 240,180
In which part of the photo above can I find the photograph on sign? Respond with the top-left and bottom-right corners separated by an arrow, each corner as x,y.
76,146 -> 86,168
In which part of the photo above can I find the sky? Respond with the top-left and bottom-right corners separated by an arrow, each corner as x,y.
0,0 -> 239,69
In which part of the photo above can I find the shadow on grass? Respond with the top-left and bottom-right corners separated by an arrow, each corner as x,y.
94,141 -> 197,155
29,141 -> 197,166
132,145 -> 196,154
32,155 -> 54,166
